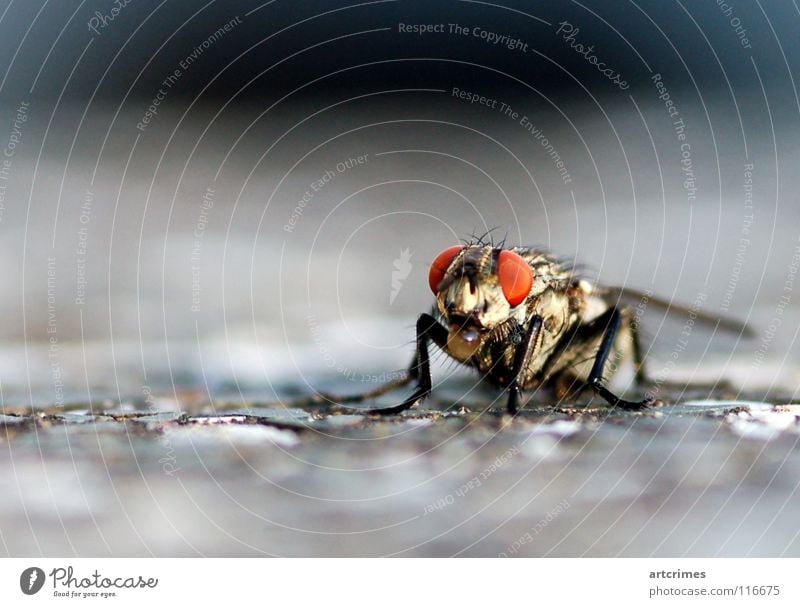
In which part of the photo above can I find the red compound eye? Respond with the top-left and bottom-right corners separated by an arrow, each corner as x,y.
428,245 -> 464,294
497,250 -> 533,307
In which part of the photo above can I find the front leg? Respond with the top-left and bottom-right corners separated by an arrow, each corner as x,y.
506,315 -> 543,415
333,313 -> 447,415
386,313 -> 448,413
321,314 -> 446,415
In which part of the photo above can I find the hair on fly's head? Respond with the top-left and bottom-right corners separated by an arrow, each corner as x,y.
462,227 -> 510,249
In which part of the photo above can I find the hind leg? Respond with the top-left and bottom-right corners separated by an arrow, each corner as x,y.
585,308 -> 653,410
544,307 -> 652,410
630,310 -> 649,386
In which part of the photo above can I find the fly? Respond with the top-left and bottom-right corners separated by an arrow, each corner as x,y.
325,237 -> 751,415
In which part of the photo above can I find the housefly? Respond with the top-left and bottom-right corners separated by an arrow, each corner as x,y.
325,237 -> 751,415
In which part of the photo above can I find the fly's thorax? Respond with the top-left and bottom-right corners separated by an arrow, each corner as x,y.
530,287 -> 574,340
580,291 -> 612,323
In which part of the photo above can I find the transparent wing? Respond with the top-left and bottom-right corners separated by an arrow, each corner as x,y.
601,286 -> 754,338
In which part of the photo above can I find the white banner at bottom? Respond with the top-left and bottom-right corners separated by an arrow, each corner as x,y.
0,558 -> 796,606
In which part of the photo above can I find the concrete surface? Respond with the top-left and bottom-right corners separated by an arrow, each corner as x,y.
2,383 -> 800,557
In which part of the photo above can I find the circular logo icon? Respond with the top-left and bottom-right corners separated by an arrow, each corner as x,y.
20,567 -> 45,595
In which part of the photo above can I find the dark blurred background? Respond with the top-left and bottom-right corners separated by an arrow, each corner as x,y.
0,0 -> 798,402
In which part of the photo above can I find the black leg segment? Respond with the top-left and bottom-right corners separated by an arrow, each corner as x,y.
629,309 -> 649,386
587,307 -> 653,410
343,313 -> 447,415
320,313 -> 447,414
386,313 -> 448,413
506,315 -> 543,415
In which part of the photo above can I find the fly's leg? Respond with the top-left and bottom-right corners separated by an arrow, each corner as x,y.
506,315 -> 543,415
319,374 -> 413,404
324,313 -> 447,415
587,308 -> 654,410
626,313 -> 734,399
389,313 -> 448,413
629,311 -> 648,386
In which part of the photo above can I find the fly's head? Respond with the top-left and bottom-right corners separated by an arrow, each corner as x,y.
428,245 -> 535,360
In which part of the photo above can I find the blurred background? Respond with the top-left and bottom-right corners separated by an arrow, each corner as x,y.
0,0 -> 799,404
2,0 -> 800,559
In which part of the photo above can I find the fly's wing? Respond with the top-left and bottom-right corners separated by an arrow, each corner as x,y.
596,287 -> 756,391
600,287 -> 754,337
